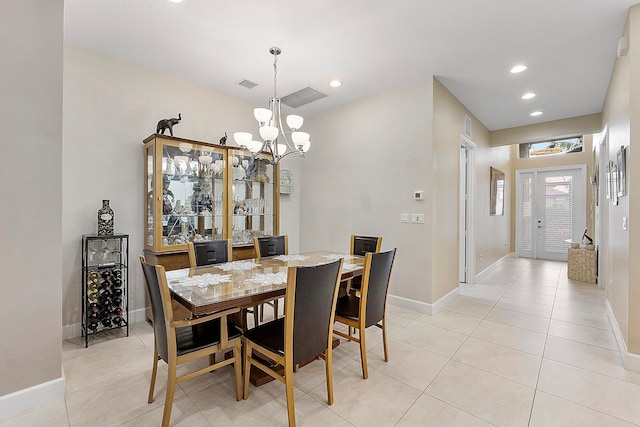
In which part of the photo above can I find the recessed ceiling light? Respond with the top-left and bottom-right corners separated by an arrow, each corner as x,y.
530,111 -> 543,117
169,0 -> 183,3
510,64 -> 527,73
522,92 -> 536,100
329,80 -> 342,88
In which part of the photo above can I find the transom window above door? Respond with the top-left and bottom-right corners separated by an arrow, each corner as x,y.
518,137 -> 583,158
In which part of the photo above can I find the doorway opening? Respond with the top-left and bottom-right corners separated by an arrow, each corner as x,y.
515,165 -> 587,261
459,135 -> 476,283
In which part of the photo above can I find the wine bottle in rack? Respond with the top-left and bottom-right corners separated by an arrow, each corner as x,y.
101,316 -> 112,328
112,277 -> 122,288
88,319 -> 99,331
88,278 -> 99,292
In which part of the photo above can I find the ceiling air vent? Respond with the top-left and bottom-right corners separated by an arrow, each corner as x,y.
281,86 -> 327,108
237,79 -> 258,89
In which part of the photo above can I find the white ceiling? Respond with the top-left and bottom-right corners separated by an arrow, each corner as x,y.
64,0 -> 637,131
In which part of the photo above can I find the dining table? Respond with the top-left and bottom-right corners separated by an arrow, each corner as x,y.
165,251 -> 364,319
164,251 -> 365,386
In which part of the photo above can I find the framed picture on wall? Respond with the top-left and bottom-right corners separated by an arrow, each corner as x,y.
617,145 -> 627,197
490,167 -> 505,216
590,164 -> 599,207
609,160 -> 619,206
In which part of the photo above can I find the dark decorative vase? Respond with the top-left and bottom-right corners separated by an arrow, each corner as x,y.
98,200 -> 114,235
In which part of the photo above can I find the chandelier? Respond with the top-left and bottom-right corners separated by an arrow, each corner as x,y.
234,47 -> 311,164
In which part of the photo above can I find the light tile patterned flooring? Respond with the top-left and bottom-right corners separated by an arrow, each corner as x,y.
4,257 -> 640,426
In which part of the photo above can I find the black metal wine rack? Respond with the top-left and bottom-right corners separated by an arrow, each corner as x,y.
82,234 -> 129,347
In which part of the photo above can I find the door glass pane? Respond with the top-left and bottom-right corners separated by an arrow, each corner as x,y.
161,143 -> 225,247
544,175 -> 573,253
147,147 -> 154,246
521,176 -> 533,251
231,152 -> 275,245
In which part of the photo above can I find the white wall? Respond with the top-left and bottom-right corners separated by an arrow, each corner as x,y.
62,44 -> 301,331
0,0 -> 64,408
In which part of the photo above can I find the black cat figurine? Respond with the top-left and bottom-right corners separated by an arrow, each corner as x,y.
156,113 -> 182,136
219,132 -> 227,146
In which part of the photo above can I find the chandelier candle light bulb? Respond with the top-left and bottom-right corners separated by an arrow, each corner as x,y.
234,46 -> 311,164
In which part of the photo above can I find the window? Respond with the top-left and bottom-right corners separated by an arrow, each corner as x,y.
518,137 -> 583,158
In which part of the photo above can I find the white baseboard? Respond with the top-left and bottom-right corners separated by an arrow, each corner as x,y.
624,352 -> 640,373
62,307 -> 149,340
62,322 -> 82,340
0,376 -> 65,422
129,307 -> 148,324
388,287 -> 459,316
605,299 -> 640,373
473,252 -> 514,283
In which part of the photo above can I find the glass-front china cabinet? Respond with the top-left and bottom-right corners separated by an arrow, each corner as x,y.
143,134 -> 279,269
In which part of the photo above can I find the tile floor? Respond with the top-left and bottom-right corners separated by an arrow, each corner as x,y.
3,257 -> 640,426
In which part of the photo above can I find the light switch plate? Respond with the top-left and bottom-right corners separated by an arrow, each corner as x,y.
411,213 -> 425,224
400,213 -> 410,223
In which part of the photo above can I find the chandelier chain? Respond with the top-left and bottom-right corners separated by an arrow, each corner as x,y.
273,51 -> 278,100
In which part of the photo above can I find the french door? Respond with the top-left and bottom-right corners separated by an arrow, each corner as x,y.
516,166 -> 586,261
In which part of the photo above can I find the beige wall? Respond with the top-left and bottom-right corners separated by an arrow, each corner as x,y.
0,0 -> 63,397
62,45 -> 302,331
508,136 -> 595,251
628,5 -> 640,356
301,78 -> 434,303
601,7 -> 640,355
432,79 -> 511,294
601,11 -> 631,350
300,77 -> 508,305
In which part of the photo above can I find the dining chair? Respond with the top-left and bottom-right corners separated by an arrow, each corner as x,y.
351,234 -> 382,256
254,235 -> 288,258
253,235 -> 289,322
139,256 -> 243,427
187,239 -> 232,268
334,248 -> 396,379
346,234 -> 382,294
242,259 -> 344,427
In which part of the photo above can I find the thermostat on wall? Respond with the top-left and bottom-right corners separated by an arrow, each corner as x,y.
414,190 -> 424,200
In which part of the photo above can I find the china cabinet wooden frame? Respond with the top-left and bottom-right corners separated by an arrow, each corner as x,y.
143,134 -> 280,270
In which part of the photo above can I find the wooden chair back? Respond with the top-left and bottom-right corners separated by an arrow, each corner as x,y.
139,256 -> 173,362
350,235 -> 382,256
284,259 -> 343,365
187,240 -> 232,268
254,235 -> 288,258
359,249 -> 396,327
